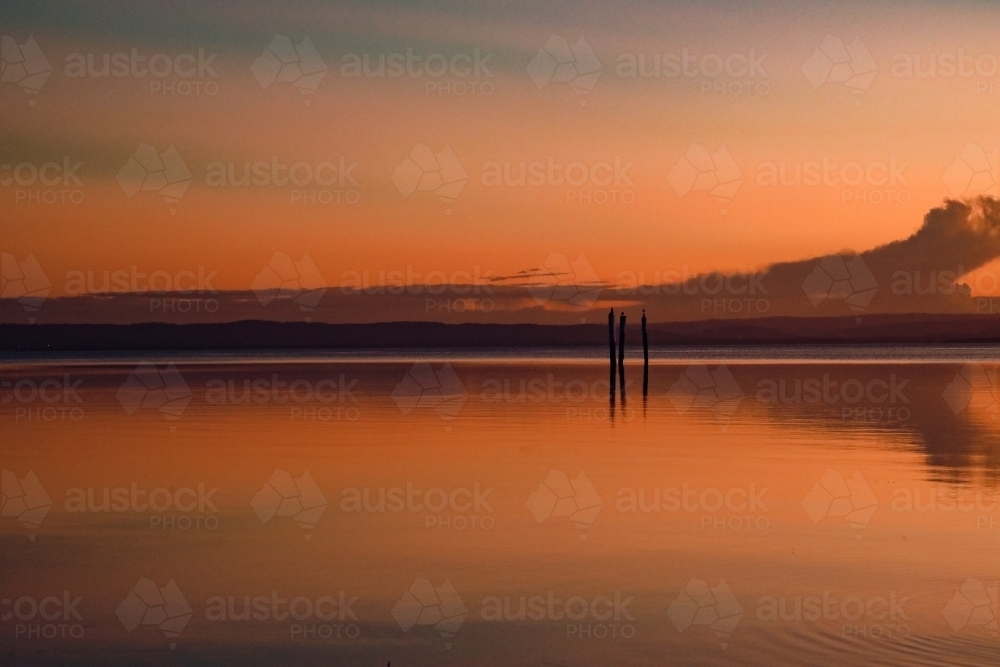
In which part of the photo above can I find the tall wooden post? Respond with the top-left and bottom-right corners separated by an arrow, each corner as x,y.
608,309 -> 616,394
618,312 -> 626,398
642,309 -> 649,398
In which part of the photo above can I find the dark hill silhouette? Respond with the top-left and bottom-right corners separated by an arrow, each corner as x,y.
3,313 -> 1000,352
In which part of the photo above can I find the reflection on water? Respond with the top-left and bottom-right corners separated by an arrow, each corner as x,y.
1,353 -> 998,666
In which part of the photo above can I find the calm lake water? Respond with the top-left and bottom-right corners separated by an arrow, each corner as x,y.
1,348 -> 998,666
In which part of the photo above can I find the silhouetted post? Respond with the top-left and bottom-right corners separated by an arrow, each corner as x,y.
608,308 -> 616,420
618,312 -> 626,398
642,309 -> 649,398
608,308 -> 616,392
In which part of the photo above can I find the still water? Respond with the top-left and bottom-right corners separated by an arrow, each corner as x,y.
1,349 -> 998,666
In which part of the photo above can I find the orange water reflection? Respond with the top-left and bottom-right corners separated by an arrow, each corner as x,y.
1,359 -> 997,665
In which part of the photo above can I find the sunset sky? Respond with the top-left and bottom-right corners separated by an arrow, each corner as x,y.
5,0 -> 1000,301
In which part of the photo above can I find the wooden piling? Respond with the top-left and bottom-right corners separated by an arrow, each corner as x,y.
642,309 -> 649,397
618,312 -> 626,395
608,309 -> 617,393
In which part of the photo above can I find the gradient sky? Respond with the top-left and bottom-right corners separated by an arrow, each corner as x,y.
4,0 -> 1000,298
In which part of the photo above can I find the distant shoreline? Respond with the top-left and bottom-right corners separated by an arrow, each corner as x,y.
3,313 -> 1000,352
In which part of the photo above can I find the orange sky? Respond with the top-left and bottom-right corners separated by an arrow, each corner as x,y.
5,1 -> 1000,297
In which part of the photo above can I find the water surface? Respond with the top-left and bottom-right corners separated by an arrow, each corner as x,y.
1,350 -> 997,665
